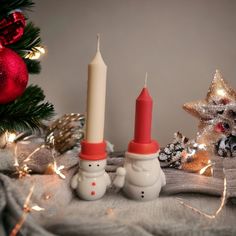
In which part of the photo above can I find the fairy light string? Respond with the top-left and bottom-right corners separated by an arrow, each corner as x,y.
8,133 -> 66,179
178,168 -> 227,219
9,184 -> 44,236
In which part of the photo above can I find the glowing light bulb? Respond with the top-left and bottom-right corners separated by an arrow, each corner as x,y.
217,89 -> 226,97
26,46 -> 46,60
6,132 -> 17,143
198,143 -> 206,150
37,46 -> 46,54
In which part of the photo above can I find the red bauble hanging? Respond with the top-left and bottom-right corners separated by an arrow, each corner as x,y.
0,46 -> 28,104
0,11 -> 28,104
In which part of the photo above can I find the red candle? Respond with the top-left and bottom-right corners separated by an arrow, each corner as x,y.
134,87 -> 153,143
128,76 -> 159,155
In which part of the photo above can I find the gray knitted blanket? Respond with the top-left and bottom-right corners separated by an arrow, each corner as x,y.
1,139 -> 236,236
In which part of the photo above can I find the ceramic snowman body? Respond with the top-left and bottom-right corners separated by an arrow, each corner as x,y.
71,159 -> 111,200
114,151 -> 166,201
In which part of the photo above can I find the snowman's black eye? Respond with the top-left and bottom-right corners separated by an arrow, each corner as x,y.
97,164 -> 100,167
89,164 -> 92,167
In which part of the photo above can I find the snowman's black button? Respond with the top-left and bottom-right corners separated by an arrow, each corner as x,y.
141,195 -> 144,198
141,191 -> 144,194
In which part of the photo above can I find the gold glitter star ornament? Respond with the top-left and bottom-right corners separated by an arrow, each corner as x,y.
183,70 -> 236,151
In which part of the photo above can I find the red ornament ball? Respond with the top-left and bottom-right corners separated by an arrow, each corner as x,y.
214,122 -> 225,133
0,46 -> 28,104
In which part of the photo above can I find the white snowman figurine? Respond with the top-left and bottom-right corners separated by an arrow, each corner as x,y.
71,158 -> 111,201
113,79 -> 166,201
113,150 -> 166,201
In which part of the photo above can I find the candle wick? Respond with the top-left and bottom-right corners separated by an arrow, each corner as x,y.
144,72 -> 148,88
97,33 -> 100,52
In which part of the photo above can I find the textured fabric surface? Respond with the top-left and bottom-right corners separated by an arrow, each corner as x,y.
1,139 -> 236,236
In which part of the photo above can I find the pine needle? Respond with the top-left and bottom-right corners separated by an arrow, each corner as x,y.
0,85 -> 54,134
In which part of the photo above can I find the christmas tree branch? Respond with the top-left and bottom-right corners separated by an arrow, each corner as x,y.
0,0 -> 34,17
10,23 -> 41,57
0,1 -> 54,134
0,85 -> 54,134
24,59 -> 41,74
9,22 -> 42,74
1,1 -> 42,74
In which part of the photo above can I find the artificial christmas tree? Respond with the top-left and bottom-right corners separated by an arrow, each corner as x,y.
0,0 -> 54,136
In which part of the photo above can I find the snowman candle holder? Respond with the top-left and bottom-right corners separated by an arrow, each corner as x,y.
71,35 -> 111,200
114,140 -> 166,201
113,77 -> 166,201
71,141 -> 111,201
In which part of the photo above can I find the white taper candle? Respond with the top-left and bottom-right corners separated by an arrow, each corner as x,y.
86,34 -> 107,142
